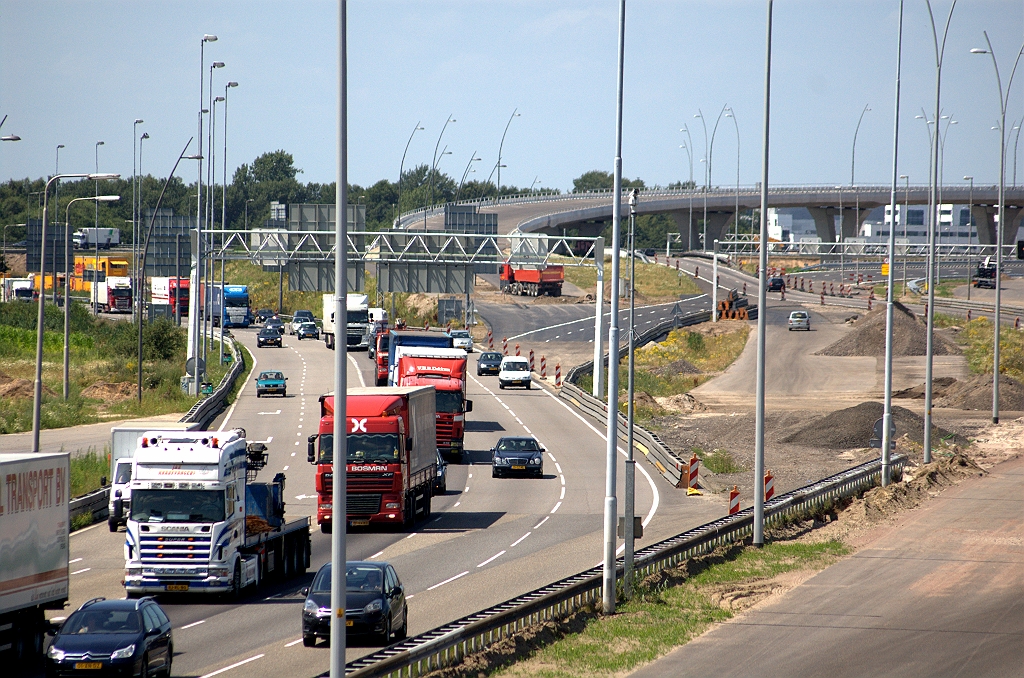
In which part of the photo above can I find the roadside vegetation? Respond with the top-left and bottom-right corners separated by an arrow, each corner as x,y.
560,257 -> 702,301
692,446 -> 743,474
932,313 -> 1024,381
0,300 -> 228,433
70,447 -> 109,497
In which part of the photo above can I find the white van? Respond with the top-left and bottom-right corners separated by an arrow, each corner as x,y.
498,356 -> 532,390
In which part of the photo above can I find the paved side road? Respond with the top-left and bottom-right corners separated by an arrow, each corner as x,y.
630,455 -> 1024,678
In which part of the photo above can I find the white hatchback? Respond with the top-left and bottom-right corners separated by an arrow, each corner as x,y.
498,356 -> 532,390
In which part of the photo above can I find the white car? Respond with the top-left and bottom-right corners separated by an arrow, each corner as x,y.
498,356 -> 532,390
290,309 -> 315,335
450,329 -> 473,352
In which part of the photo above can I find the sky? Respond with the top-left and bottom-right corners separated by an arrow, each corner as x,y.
2,1 -> 1023,195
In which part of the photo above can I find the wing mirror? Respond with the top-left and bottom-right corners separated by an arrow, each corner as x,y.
465,400 -> 473,413
406,438 -> 413,452
307,435 -> 318,464
301,587 -> 309,596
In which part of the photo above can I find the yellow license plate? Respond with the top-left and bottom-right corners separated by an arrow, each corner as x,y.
74,663 -> 103,670
346,619 -> 354,627
512,466 -> 526,470
350,520 -> 369,526
166,584 -> 189,592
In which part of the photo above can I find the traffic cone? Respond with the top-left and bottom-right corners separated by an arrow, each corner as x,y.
764,469 -> 775,501
728,485 -> 740,515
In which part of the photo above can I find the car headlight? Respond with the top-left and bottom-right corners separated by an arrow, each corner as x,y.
364,599 -> 383,613
47,646 -> 65,661
110,644 -> 136,660
530,457 -> 541,464
304,599 -> 318,613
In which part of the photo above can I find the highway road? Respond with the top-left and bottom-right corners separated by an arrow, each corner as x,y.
50,316 -> 732,678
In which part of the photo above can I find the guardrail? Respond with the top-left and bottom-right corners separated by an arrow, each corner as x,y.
340,453 -> 906,678
180,335 -> 246,426
69,485 -> 110,524
932,296 -> 1024,320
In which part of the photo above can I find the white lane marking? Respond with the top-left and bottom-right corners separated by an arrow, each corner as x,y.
550,502 -> 562,513
348,354 -> 367,387
523,426 -> 532,433
453,501 -> 461,507
555,463 -> 562,474
285,638 -> 303,647
510,532 -> 531,547
291,452 -> 296,457
464,486 -> 470,492
71,567 -> 91,575
560,475 -> 565,486
547,453 -> 557,462
515,417 -> 523,425
560,486 -> 565,499
370,550 -> 385,559
508,410 -> 516,417
406,594 -> 415,600
533,516 -> 549,529
297,424 -> 302,429
267,436 -> 273,443
294,442 -> 299,446
537,384 -> 660,529
283,465 -> 289,471
219,349 -> 258,431
69,558 -> 83,564
406,533 -> 416,540
494,398 -> 502,404
427,570 -> 469,590
199,654 -> 265,678
468,473 -> 473,479
477,550 -> 506,568
181,620 -> 206,629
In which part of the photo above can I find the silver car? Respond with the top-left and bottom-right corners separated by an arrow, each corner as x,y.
788,310 -> 810,331
449,329 -> 473,352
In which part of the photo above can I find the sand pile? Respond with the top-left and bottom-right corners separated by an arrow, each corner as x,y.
656,393 -> 708,413
0,373 -> 52,399
936,374 -> 1024,411
780,401 -> 966,449
81,382 -> 136,401
652,358 -> 701,376
893,377 -> 956,399
816,302 -> 959,357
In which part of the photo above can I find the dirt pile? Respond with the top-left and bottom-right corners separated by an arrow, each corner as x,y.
816,302 -> 959,357
0,373 -> 52,399
893,377 -> 956,399
652,358 -> 700,376
81,382 -> 135,401
936,374 -> 1024,411
780,401 -> 967,449
656,393 -> 708,413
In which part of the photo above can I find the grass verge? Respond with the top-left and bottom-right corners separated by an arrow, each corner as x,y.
70,447 -> 109,497
693,446 -> 743,474
932,313 -> 1024,381
560,257 -> 702,300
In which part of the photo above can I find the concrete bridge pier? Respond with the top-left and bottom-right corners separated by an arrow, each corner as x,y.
671,210 -> 737,250
971,205 -> 1023,249
807,207 -> 872,243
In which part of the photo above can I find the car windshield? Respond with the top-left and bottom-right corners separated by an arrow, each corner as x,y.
130,489 -> 226,523
791,312 -> 807,319
482,353 -> 501,362
62,608 -> 142,635
260,372 -> 284,381
497,438 -> 540,452
435,391 -> 464,413
451,330 -> 470,338
294,311 -> 313,320
318,433 -> 401,465
348,310 -> 369,324
503,361 -> 529,371
311,564 -> 385,593
300,323 -> 316,330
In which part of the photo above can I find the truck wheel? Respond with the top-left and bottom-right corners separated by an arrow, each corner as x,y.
424,491 -> 431,519
231,561 -> 242,600
526,381 -> 532,390
303,634 -> 316,647
108,517 -> 118,532
320,522 -> 332,534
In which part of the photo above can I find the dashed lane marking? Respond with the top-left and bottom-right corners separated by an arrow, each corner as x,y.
427,571 -> 469,591
510,532 -> 530,547
199,654 -> 265,678
533,516 -> 549,529
181,620 -> 206,629
477,551 -> 506,568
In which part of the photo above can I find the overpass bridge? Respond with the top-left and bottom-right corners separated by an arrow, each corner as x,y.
396,184 -> 1024,248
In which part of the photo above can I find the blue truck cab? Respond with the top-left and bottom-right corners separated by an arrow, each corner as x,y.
387,330 -> 454,386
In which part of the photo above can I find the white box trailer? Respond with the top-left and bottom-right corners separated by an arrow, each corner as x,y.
0,452 -> 70,666
107,421 -> 202,531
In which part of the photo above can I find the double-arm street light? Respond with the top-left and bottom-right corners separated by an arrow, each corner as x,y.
724,108 -> 740,240
971,31 -> 1024,425
92,141 -> 105,312
133,119 -> 144,318
33,172 -> 120,454
679,124 -> 695,249
0,114 -> 20,141
850,104 -> 871,186
65,195 -> 120,400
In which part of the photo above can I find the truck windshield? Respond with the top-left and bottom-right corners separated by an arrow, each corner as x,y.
110,289 -> 131,298
318,433 -> 401,465
435,391 -> 463,413
131,489 -> 226,523
226,296 -> 249,307
348,310 -> 369,323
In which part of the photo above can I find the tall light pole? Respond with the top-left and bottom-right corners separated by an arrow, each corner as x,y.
850,104 -> 871,186
33,172 -> 119,455
964,175 -> 974,299
936,115 -> 957,284
54,145 -> 64,292
725,108 -> 740,240
901,174 -> 909,294
0,114 -> 19,142
133,119 -> 143,319
456,152 -> 481,202
138,132 -> 149,311
529,176 -> 541,193
65,195 -> 120,400
496,109 -> 520,202
680,125 -> 695,249
753,0 -> 774,546
331,1 -> 350,674
223,81 -> 238,236
922,0 -> 957,461
602,0 -> 626,616
694,112 -> 711,249
428,114 -> 456,218
972,32 -> 1024,425
880,0 -> 905,487
93,141 -> 104,313
397,122 -> 423,223
624,188 -> 638,598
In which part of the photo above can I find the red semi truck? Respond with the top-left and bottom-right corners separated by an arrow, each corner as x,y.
395,347 -> 473,461
372,329 -> 390,386
151,276 -> 190,317
307,386 -> 436,533
498,263 -> 564,297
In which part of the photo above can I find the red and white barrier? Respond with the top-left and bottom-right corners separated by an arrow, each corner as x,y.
529,349 -> 535,371
821,292 -> 825,305
555,363 -> 562,387
728,485 -> 740,515
540,356 -> 547,378
764,469 -> 775,501
515,343 -> 521,357
503,337 -> 508,355
487,331 -> 494,349
687,453 -> 699,491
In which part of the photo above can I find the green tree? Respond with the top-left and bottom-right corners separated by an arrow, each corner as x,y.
572,170 -> 645,193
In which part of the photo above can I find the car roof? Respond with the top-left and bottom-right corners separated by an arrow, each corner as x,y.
501,356 -> 528,363
497,436 -> 536,443
790,311 -> 808,316
259,370 -> 282,376
481,352 -> 502,359
78,597 -> 152,611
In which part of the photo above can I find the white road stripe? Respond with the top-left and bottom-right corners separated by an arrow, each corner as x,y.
547,453 -> 557,462
523,426 -> 532,433
284,639 -> 303,647
370,550 -> 385,559
453,501 -> 461,507
283,465 -> 289,471
560,475 -> 565,486
71,568 -> 91,575
550,502 -> 561,513
510,532 -> 530,547
533,516 -> 549,529
477,551 -> 506,568
560,486 -> 565,499
69,558 -> 83,564
555,463 -> 562,473
427,571 -> 469,590
199,654 -> 265,678
406,533 -> 416,540
181,620 -> 206,629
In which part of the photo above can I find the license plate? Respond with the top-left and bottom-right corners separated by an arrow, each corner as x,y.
512,465 -> 526,470
166,584 -> 189,592
346,619 -> 354,627
350,519 -> 369,526
74,663 -> 103,669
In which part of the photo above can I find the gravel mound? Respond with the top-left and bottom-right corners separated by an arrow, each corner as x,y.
81,381 -> 135,401
780,401 -> 966,449
0,373 -> 52,399
655,393 -> 708,413
936,374 -> 1024,411
816,302 -> 959,357
893,377 -> 957,399
653,358 -> 701,376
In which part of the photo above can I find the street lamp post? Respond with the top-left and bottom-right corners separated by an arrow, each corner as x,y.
54,145 -> 64,301
456,152 -> 481,202
725,108 -> 740,241
496,109 -> 520,203
93,141 -> 104,313
33,172 -> 119,455
971,32 -> 1024,425
965,175 -> 974,299
428,114 -> 456,222
901,174 -> 909,294
937,114 -> 957,284
680,124 -> 695,249
397,122 -> 423,224
133,119 -> 143,319
65,195 -> 120,400
850,104 -> 871,186
138,132 -> 149,311
624,188 -> 638,598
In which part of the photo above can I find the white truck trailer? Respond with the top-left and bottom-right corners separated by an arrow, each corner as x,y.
1,277 -> 34,302
122,429 -> 310,597
0,452 -> 70,667
91,276 -> 133,313
72,227 -> 120,249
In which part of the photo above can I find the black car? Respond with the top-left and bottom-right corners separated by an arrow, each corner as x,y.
302,561 -> 407,647
491,436 -> 545,478
433,451 -> 448,495
265,317 -> 285,335
46,597 -> 173,677
255,308 -> 275,323
476,351 -> 503,376
296,322 -> 320,341
767,276 -> 786,292
257,327 -> 283,348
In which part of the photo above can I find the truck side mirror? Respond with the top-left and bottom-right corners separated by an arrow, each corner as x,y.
113,496 -> 123,521
406,438 -> 413,452
465,400 -> 473,413
307,435 -> 318,464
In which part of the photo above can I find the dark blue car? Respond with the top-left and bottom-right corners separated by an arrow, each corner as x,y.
46,597 -> 173,677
